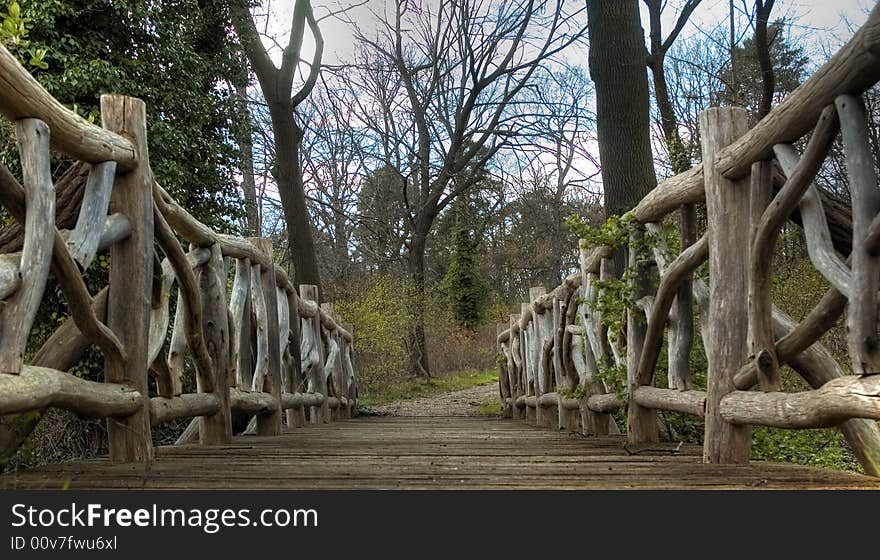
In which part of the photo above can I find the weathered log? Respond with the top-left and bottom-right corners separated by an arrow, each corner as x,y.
632,387 -> 706,417
0,119 -> 55,374
0,254 -> 20,300
838,94 -> 880,373
154,205 -> 215,392
229,258 -> 252,389
250,238 -> 283,435
101,94 -> 154,463
672,204 -> 696,391
167,285 -> 187,396
229,388 -> 276,416
0,45 -> 137,168
249,263 -> 269,392
632,164 -> 704,223
750,105 -> 839,390
280,392 -> 325,410
286,289 -> 306,427
775,145 -> 852,297
150,393 -> 220,427
636,234 -> 708,387
195,244 -> 232,444
586,393 -> 622,414
701,106 -> 752,465
0,366 -> 141,418
2,215 -> 132,302
300,284 -> 328,424
66,161 -> 117,270
626,228 -> 658,444
721,375 -> 880,428
714,4 -> 880,179
734,288 -> 847,390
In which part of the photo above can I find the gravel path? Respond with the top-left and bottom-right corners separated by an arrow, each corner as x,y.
368,383 -> 499,416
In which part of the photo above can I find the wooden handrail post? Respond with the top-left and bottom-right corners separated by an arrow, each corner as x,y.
341,321 -> 356,418
286,289 -> 306,427
626,227 -> 659,444
300,284 -> 328,423
530,287 -> 556,429
510,313 -> 525,420
496,322 -> 513,418
100,94 -> 154,462
321,302 -> 340,422
553,297 -> 577,431
196,243 -> 232,443
700,106 -> 752,464
521,302 -> 536,423
249,237 -> 282,436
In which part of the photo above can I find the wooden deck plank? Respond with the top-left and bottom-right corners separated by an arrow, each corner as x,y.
2,417 -> 878,489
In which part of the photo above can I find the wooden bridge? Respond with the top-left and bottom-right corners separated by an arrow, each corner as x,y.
3,7 -> 880,490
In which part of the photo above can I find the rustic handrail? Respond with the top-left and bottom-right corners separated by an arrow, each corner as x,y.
496,5 -> 880,477
0,42 -> 358,464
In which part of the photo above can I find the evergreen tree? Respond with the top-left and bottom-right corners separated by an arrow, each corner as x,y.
443,201 -> 488,331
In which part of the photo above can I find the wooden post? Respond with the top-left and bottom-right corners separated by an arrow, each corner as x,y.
554,298 -> 577,431
626,227 -> 659,444
670,205 -> 696,391
748,160 -> 780,390
249,238 -> 282,436
521,302 -> 536,423
700,106 -> 752,464
287,289 -> 306,427
101,94 -> 154,462
196,243 -> 232,444
510,313 -> 524,420
530,287 -> 556,429
837,94 -> 880,373
231,258 -> 254,391
301,284 -> 328,423
341,321 -> 356,419
0,119 -> 54,373
497,323 -> 513,418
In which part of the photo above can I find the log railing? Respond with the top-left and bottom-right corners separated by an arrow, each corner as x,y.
0,44 -> 357,464
496,4 -> 880,476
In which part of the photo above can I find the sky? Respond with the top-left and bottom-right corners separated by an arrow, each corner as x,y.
257,0 -> 876,67
248,0 -> 877,226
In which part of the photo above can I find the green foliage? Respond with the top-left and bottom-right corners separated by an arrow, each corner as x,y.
2,0 -> 247,232
0,1 -> 47,69
752,427 -> 859,472
443,201 -> 489,330
565,212 -> 635,252
476,399 -> 502,416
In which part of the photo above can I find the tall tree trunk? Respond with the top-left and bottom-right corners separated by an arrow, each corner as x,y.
755,0 -> 777,119
268,101 -> 322,290
407,225 -> 431,378
235,84 -> 261,236
588,0 -> 658,275
587,0 -> 658,219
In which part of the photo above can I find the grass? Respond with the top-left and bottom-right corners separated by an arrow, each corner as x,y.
476,400 -> 502,417
359,368 -> 498,407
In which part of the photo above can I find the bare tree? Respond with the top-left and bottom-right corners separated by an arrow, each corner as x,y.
229,0 -> 324,289
349,0 -> 586,377
644,0 -> 702,174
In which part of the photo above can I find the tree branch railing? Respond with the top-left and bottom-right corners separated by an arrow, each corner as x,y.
496,4 -> 880,477
0,43 -> 357,464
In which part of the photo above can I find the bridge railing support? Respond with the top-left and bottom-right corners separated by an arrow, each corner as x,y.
494,5 -> 880,477
0,41 -> 359,466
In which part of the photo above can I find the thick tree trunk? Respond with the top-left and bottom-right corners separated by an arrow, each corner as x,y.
406,227 -> 431,378
587,0 -> 658,219
755,1 -> 777,119
268,101 -> 321,291
234,84 -> 260,236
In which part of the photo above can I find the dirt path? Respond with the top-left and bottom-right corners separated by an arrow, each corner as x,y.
368,383 -> 499,416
